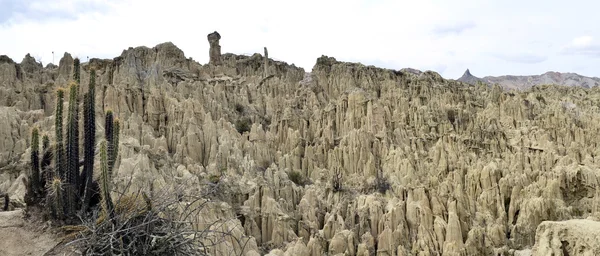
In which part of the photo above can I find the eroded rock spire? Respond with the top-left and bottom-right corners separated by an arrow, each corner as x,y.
207,31 -> 222,65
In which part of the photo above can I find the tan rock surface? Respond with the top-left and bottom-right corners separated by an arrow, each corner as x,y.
532,219 -> 600,256
2,34 -> 600,254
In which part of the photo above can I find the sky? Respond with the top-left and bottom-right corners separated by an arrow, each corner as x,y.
1,0 -> 600,79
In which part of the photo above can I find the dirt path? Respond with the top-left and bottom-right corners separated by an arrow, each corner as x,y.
0,210 -> 59,256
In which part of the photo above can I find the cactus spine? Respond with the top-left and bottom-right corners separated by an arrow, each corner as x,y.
81,69 -> 96,211
99,141 -> 114,217
65,82 -> 80,216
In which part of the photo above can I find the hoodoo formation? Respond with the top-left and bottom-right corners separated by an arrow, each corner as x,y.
0,32 -> 600,255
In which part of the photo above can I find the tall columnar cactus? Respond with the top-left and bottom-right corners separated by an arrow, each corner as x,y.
112,118 -> 120,172
55,89 -> 65,181
81,69 -> 96,210
99,141 -> 114,217
105,110 -> 115,176
73,58 -> 80,85
29,127 -> 40,201
41,134 -> 52,187
66,82 -> 80,216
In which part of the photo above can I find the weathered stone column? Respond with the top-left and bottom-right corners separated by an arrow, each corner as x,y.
263,47 -> 268,77
207,31 -> 222,65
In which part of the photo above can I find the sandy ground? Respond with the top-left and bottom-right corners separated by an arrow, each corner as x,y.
0,210 -> 59,256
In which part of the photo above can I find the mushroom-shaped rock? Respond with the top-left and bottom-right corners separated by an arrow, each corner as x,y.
207,31 -> 222,65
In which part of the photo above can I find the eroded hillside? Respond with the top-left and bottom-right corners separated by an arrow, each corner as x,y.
1,37 -> 600,255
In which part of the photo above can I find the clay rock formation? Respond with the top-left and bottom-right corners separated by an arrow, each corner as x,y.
3,33 -> 600,255
532,219 -> 600,255
207,31 -> 222,65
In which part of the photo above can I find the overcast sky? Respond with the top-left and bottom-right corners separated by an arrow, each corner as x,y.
1,0 -> 599,79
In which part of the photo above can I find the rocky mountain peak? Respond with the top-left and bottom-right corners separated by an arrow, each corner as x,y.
20,53 -> 42,74
457,68 -> 484,85
463,68 -> 472,77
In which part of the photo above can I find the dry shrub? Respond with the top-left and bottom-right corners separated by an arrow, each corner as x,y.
66,184 -> 242,255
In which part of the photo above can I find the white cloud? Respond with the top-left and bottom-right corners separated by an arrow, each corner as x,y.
572,36 -> 594,47
562,36 -> 600,58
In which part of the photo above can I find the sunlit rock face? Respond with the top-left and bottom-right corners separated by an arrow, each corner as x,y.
3,34 -> 600,255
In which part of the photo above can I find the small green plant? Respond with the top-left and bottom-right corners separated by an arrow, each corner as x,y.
288,170 -> 307,186
234,103 -> 245,114
235,117 -> 251,134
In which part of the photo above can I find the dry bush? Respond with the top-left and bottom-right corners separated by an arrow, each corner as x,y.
374,171 -> 391,194
66,183 -> 245,255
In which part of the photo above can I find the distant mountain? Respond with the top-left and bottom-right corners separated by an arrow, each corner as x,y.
457,69 -> 600,90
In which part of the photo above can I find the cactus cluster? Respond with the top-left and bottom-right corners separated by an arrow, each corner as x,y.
28,62 -> 120,221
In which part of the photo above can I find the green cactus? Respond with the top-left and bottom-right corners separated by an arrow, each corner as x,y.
41,134 -> 52,188
65,82 -> 80,216
28,127 -> 40,204
99,141 -> 114,217
55,89 -> 65,181
73,58 -> 80,85
105,110 -> 115,176
112,118 -> 119,172
81,69 -> 96,211
50,177 -> 64,220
